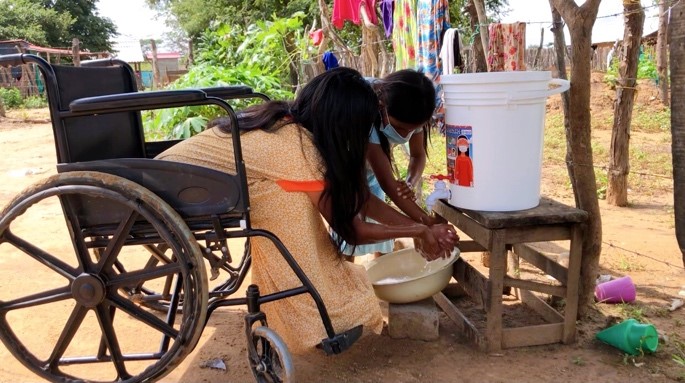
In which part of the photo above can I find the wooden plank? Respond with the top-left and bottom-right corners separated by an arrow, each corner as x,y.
562,225 -> 583,343
517,288 -> 564,323
456,239 -> 487,253
485,230 -> 507,353
512,244 -> 568,285
452,259 -> 489,308
502,323 -> 564,348
433,200 -> 492,247
503,225 -> 571,243
504,276 -> 567,297
434,198 -> 588,229
433,292 -> 486,351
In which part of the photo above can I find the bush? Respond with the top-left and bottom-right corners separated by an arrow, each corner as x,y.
22,96 -> 47,109
0,87 -> 22,108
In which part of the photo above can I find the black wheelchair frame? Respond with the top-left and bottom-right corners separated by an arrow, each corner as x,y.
0,53 -> 362,383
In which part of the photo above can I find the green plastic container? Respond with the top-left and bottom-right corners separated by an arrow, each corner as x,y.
596,318 -> 658,355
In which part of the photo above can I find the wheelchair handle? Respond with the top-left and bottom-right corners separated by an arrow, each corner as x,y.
0,53 -> 27,67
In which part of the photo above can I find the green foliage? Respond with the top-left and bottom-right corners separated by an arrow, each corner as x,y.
0,0 -> 73,46
143,63 -> 293,140
44,0 -> 118,52
0,0 -> 116,51
0,88 -> 23,109
143,15 -> 304,140
146,0 -> 318,40
604,51 -> 659,86
22,95 -> 48,109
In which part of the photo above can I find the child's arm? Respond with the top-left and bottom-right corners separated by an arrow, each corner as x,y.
406,130 -> 427,190
367,142 -> 435,225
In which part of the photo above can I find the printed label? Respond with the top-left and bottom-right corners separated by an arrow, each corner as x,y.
446,124 -> 474,188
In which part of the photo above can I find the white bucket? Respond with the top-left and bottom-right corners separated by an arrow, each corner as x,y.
440,71 -> 569,211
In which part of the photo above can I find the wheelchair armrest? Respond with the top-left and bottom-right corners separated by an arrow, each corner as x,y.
201,86 -> 269,101
69,90 -> 207,114
0,54 -> 25,67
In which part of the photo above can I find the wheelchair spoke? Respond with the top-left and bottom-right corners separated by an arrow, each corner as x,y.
95,304 -> 131,380
0,286 -> 71,313
95,209 -> 138,274
47,304 -> 89,370
3,230 -> 78,280
106,263 -> 182,288
107,295 -> 179,339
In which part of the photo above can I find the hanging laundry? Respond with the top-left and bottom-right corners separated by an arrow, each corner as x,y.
440,28 -> 464,75
309,29 -> 324,46
487,22 -> 527,72
392,0 -> 418,70
416,0 -> 450,80
380,0 -> 395,38
332,0 -> 378,29
322,51 -> 340,70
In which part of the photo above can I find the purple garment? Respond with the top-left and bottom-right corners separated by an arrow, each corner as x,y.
380,0 -> 394,38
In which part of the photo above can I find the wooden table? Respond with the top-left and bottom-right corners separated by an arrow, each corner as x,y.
432,197 -> 588,352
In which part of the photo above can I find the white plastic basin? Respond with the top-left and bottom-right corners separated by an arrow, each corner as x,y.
365,248 -> 460,304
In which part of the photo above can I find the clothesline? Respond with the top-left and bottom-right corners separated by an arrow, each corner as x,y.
491,3 -> 660,26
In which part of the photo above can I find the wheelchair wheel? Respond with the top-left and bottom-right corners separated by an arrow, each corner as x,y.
0,172 -> 208,382
248,326 -> 294,383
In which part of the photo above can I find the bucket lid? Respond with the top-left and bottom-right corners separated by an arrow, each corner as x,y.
440,71 -> 552,85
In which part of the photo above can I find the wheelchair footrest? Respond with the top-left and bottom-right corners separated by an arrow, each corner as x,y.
318,325 -> 363,355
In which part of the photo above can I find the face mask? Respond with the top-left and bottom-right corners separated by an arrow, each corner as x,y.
380,123 -> 412,145
458,145 -> 468,153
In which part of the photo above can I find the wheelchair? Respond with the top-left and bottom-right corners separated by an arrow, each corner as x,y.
0,54 -> 363,382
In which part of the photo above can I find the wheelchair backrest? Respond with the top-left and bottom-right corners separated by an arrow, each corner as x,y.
47,62 -> 146,163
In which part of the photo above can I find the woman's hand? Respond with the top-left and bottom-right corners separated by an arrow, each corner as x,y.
396,180 -> 417,201
414,224 -> 459,261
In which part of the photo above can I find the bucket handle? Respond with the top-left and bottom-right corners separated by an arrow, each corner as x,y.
507,78 -> 570,103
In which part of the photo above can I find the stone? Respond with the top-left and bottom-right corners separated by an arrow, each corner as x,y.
387,298 -> 439,341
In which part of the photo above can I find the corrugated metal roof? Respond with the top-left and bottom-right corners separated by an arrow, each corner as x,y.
111,38 -> 145,63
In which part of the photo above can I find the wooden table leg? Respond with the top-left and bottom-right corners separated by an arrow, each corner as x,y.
486,230 -> 507,352
562,224 -> 583,343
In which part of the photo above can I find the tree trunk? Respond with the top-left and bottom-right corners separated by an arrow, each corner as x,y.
533,27 -> 544,69
188,39 -> 194,67
670,0 -> 685,266
472,0 -> 489,61
549,0 -> 603,316
150,39 -> 160,90
549,2 -> 576,207
657,0 -> 670,107
607,2 -> 645,206
465,0 -> 488,73
0,98 -> 5,117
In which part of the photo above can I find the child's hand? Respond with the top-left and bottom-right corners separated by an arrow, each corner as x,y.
396,180 -> 416,200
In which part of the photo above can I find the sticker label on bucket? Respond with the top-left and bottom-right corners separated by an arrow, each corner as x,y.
446,124 -> 474,187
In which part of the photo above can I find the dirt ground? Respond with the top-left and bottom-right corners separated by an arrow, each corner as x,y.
0,76 -> 684,383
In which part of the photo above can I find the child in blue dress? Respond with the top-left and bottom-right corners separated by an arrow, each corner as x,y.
343,69 -> 443,258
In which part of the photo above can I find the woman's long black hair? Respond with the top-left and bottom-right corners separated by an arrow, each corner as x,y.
211,67 -> 380,248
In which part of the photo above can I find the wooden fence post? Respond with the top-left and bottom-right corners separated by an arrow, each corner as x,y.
72,38 -> 81,67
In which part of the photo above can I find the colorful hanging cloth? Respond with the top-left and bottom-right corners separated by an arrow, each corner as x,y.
416,0 -> 450,80
392,0 -> 418,69
332,0 -> 378,29
487,22 -> 527,72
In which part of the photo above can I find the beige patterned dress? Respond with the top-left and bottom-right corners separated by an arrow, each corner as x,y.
156,123 -> 384,354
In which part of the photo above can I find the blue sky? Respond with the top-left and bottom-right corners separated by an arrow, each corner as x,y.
97,0 -> 661,44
